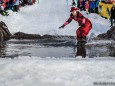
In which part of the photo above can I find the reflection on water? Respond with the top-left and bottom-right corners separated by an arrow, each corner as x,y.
0,42 -> 6,58
108,46 -> 115,57
87,45 -> 115,58
75,46 -> 86,58
0,41 -> 115,58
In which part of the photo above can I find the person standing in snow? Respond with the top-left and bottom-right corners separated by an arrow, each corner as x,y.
85,1 -> 90,14
59,7 -> 92,44
4,0 -> 9,10
110,5 -> 115,27
82,0 -> 86,11
77,0 -> 80,9
0,0 -> 9,16
90,0 -> 95,13
95,0 -> 100,14
14,0 -> 19,12
78,0 -> 83,11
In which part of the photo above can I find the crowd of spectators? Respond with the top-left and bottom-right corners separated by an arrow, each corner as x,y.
72,0 -> 115,26
0,0 -> 36,16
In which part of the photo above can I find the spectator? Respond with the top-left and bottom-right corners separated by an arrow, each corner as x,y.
9,0 -> 15,10
77,0 -> 80,8
110,5 -> 115,27
85,1 -> 90,14
14,0 -> 19,12
4,0 -> 9,10
82,0 -> 86,11
95,0 -> 100,14
78,0 -> 83,11
90,0 -> 95,13
21,0 -> 27,6
0,0 -> 37,16
0,0 -> 9,16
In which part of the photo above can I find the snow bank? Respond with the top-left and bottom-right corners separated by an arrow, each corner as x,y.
86,40 -> 115,45
0,57 -> 115,86
82,12 -> 110,36
0,0 -> 110,36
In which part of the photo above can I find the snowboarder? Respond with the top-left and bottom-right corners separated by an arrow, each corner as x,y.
59,7 -> 92,45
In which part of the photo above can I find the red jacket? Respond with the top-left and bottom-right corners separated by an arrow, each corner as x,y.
63,12 -> 92,37
85,3 -> 90,9
63,12 -> 91,27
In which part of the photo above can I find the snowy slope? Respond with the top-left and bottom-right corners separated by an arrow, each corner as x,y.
0,57 -> 115,86
0,0 -> 110,36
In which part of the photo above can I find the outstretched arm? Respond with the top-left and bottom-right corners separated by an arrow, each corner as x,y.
59,16 -> 73,29
63,16 -> 73,27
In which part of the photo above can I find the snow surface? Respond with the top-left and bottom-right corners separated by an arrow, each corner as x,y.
0,57 -> 115,86
0,0 -> 110,36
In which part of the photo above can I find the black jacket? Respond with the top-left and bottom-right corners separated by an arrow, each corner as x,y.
110,7 -> 115,19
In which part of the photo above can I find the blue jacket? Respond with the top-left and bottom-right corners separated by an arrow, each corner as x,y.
90,1 -> 95,9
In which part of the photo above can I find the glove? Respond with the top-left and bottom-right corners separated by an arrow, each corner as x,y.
81,23 -> 85,27
59,25 -> 64,29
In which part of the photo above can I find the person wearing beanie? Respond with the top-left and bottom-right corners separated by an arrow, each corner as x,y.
59,7 -> 92,45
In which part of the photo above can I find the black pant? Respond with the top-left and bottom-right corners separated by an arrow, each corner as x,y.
90,8 -> 94,13
95,7 -> 98,14
79,6 -> 85,11
82,6 -> 85,11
